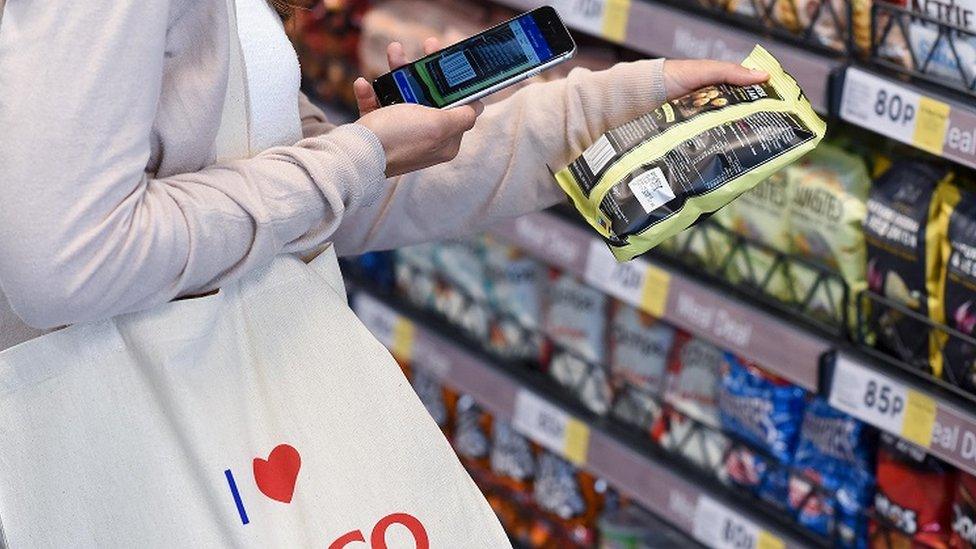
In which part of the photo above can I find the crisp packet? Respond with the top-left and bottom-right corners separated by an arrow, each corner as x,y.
864,161 -> 953,376
939,184 -> 976,395
790,398 -> 876,547
786,143 -> 871,330
555,45 -> 826,261
718,354 -> 807,463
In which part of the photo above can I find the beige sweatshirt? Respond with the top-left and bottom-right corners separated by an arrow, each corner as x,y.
0,0 -> 666,342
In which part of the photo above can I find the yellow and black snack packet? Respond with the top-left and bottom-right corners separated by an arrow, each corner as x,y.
938,183 -> 976,395
555,45 -> 826,262
864,161 -> 954,376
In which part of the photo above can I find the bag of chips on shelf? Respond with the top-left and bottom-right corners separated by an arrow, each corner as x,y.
483,238 -> 544,360
453,394 -> 492,468
951,472 -> 976,548
394,243 -> 439,308
720,170 -> 796,301
533,452 -> 606,547
554,45 -> 826,262
718,354 -> 808,463
411,366 -> 452,432
773,0 -> 871,51
892,0 -> 976,86
871,433 -> 958,548
489,421 -> 536,497
722,446 -> 791,509
789,398 -> 876,547
654,408 -> 732,473
608,301 -> 674,430
433,239 -> 491,342
662,332 -> 725,427
543,271 -> 612,415
656,216 -> 733,271
787,143 -> 871,330
938,184 -> 976,395
608,301 -> 674,393
864,161 -> 954,375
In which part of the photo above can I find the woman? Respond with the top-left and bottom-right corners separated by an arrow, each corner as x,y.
0,0 -> 766,544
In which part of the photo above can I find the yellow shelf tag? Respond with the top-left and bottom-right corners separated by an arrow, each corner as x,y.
601,0 -> 631,42
640,265 -> 671,317
756,530 -> 785,549
913,96 -> 951,155
392,318 -> 415,361
901,389 -> 937,447
563,418 -> 590,466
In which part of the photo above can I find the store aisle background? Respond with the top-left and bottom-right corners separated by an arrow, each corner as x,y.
289,1 -> 976,547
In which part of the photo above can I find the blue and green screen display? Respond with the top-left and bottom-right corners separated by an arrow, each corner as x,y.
392,14 -> 554,107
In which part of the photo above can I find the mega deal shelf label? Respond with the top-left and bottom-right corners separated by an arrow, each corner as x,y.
840,67 -> 951,157
583,240 -> 670,317
551,0 -> 631,42
692,496 -> 785,549
513,389 -> 590,465
829,354 -> 937,448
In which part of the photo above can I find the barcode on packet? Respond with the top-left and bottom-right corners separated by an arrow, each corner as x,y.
627,167 -> 676,213
582,135 -> 615,176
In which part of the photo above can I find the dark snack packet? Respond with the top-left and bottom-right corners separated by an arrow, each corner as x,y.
939,184 -> 976,394
864,161 -> 953,376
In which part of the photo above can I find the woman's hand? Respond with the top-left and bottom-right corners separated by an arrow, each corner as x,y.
662,59 -> 769,99
352,38 -> 484,177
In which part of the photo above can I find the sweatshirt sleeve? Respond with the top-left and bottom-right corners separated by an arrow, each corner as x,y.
332,59 -> 667,256
298,91 -> 338,138
0,1 -> 387,328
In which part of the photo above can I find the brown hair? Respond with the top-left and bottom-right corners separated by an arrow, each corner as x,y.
269,0 -> 316,18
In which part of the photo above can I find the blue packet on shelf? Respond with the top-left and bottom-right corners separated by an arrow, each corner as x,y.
718,354 -> 807,463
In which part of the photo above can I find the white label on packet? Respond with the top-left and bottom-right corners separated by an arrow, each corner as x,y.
628,167 -> 676,213
583,135 -> 615,176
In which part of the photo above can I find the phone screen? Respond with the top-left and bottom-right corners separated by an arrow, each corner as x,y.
388,12 -> 563,107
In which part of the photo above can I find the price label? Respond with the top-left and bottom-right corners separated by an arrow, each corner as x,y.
840,67 -> 950,156
583,240 -> 671,317
354,294 -> 399,348
551,0 -> 631,42
391,318 -> 415,361
692,496 -> 784,549
513,390 -> 589,465
829,354 -> 937,447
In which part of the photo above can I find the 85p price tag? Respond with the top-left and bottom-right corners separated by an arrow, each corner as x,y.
513,390 -> 589,465
829,354 -> 937,447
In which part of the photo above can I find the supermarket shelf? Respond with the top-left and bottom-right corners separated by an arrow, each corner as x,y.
826,347 -> 976,477
488,210 -> 831,391
489,0 -> 841,113
836,65 -> 976,171
351,289 -> 819,549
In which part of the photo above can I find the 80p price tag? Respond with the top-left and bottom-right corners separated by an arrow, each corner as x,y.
840,67 -> 950,156
550,0 -> 631,42
829,354 -> 937,447
513,390 -> 589,465
693,496 -> 784,549
583,240 -> 670,317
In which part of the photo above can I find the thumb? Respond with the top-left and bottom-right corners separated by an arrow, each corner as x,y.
353,77 -> 381,115
443,101 -> 484,133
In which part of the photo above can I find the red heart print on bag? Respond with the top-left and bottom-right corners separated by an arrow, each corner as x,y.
253,444 -> 301,503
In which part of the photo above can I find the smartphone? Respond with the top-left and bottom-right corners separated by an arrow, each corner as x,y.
372,6 -> 576,109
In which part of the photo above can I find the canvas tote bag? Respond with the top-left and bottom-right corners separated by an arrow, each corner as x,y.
0,1 -> 509,547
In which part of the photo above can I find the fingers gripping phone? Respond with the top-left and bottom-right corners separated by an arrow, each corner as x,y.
372,6 -> 577,109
